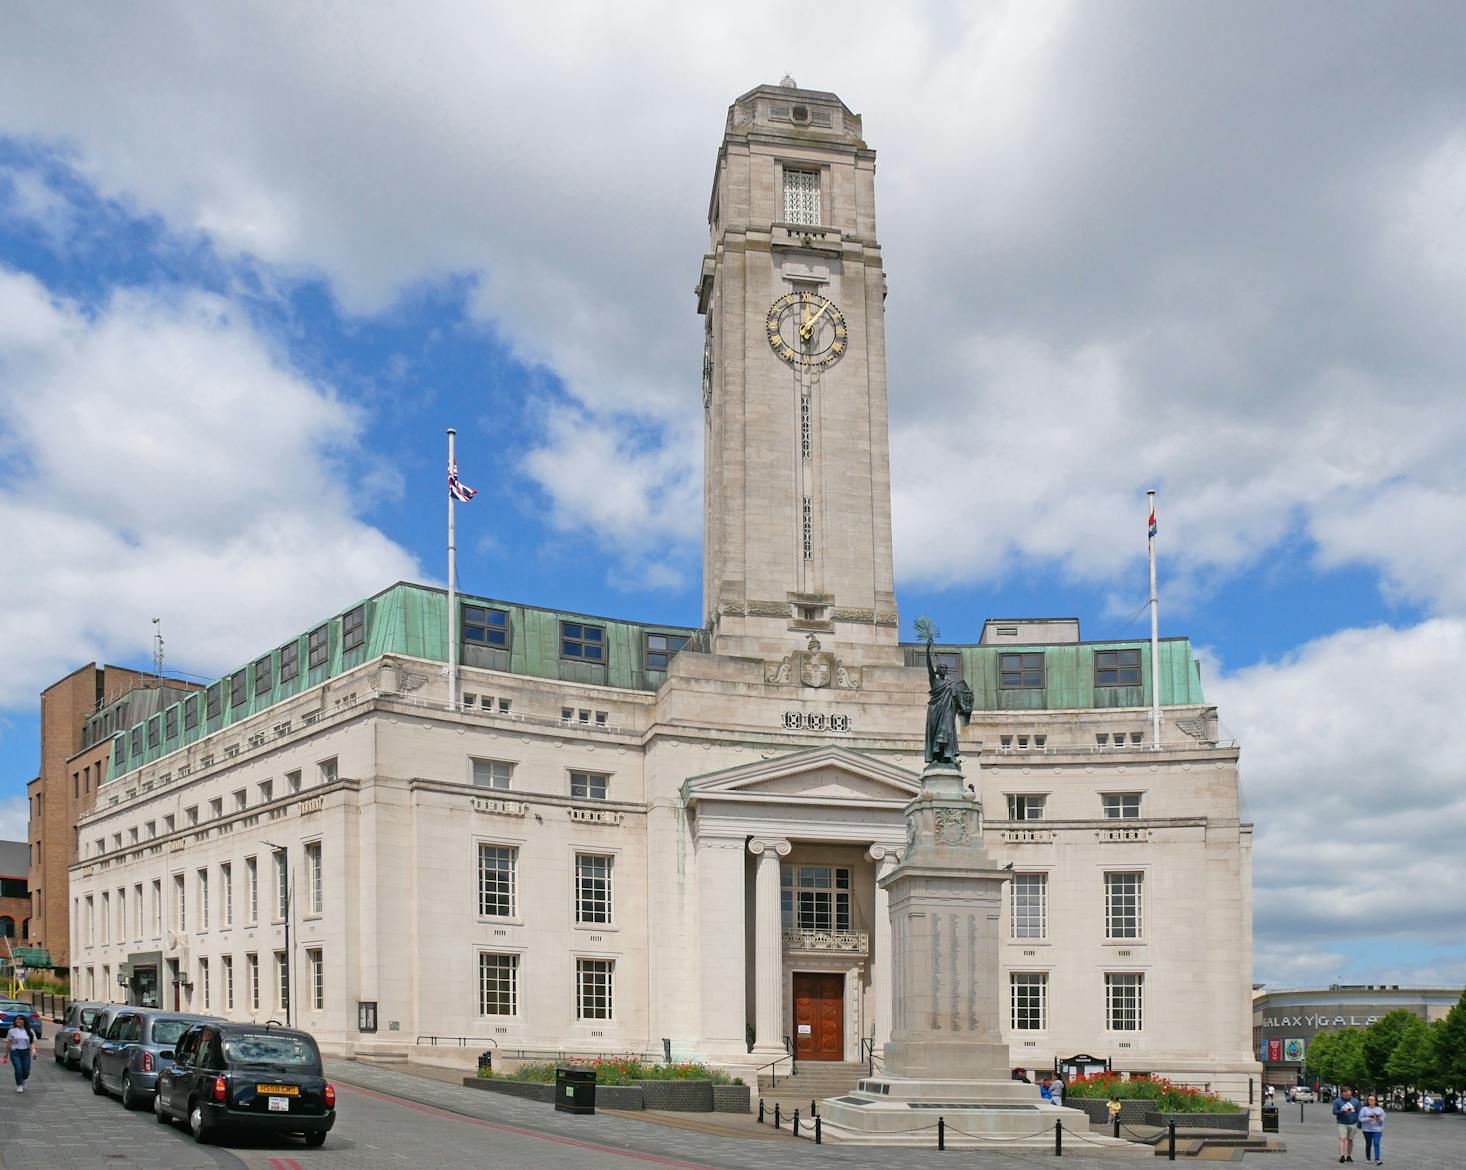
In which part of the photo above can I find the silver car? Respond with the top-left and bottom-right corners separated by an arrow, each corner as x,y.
53,1001 -> 104,1067
92,1010 -> 218,1108
78,1005 -> 127,1076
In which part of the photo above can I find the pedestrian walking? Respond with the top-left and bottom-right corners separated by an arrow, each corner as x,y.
1050,1076 -> 1065,1106
1358,1094 -> 1386,1164
4,1017 -> 34,1092
1333,1085 -> 1360,1162
1039,1077 -> 1053,1101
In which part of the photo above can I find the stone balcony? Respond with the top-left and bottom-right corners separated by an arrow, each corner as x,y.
782,928 -> 869,955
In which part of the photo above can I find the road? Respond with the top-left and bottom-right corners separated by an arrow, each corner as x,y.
6,1051 -> 1465,1169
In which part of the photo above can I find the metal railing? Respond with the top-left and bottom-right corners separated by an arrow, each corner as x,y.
755,1037 -> 797,1088
415,1035 -> 500,1048
861,1037 -> 884,1078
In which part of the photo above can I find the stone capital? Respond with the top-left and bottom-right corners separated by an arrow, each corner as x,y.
866,843 -> 901,867
748,837 -> 791,857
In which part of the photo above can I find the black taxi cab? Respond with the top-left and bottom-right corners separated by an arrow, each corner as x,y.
153,1021 -> 336,1146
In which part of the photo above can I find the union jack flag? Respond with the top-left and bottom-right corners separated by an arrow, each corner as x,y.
448,462 -> 477,503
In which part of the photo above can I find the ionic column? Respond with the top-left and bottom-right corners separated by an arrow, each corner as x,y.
748,837 -> 791,1055
868,843 -> 899,1053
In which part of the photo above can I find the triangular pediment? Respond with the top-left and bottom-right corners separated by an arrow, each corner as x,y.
682,745 -> 920,808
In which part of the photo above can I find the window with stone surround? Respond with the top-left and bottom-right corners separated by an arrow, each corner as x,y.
247,952 -> 260,1011
1006,794 -> 1045,821
276,950 -> 289,1012
575,854 -> 613,924
783,167 -> 820,226
198,957 -> 209,1010
576,957 -> 614,1020
1011,972 -> 1047,1030
1104,872 -> 1143,939
307,947 -> 324,1011
1106,972 -> 1143,1031
478,952 -> 518,1016
781,865 -> 851,932
471,759 -> 514,790
570,771 -> 608,801
197,868 -> 209,930
1102,793 -> 1142,819
1010,873 -> 1047,939
999,652 -> 1044,689
245,857 -> 258,924
478,845 -> 517,918
306,842 -> 323,915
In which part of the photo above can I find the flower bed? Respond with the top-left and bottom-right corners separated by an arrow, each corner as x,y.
1062,1072 -> 1242,1114
477,1057 -> 740,1086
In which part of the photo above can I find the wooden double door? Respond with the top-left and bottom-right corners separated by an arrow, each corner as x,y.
792,972 -> 844,1061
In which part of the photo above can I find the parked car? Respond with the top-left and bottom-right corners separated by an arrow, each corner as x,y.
0,1000 -> 43,1040
78,1005 -> 127,1075
53,1001 -> 103,1067
92,1010 -> 218,1108
154,1022 -> 336,1146
1290,1087 -> 1317,1103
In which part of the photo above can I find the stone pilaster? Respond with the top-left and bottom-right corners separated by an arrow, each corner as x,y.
697,834 -> 748,1055
748,836 -> 790,1055
866,843 -> 898,1051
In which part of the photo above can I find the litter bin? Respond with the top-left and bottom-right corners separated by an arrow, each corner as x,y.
555,1067 -> 596,1115
1261,1105 -> 1279,1133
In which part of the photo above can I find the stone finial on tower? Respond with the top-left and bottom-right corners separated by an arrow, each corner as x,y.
779,73 -> 797,88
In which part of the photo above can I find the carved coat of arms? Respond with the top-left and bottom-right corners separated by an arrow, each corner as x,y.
801,653 -> 833,688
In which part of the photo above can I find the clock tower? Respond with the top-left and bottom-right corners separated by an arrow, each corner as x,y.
697,80 -> 899,664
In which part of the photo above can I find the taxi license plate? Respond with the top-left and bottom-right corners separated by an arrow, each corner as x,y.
268,1096 -> 290,1112
257,1084 -> 300,1096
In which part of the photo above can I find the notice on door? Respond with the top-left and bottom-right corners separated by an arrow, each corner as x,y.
798,1024 -> 812,1034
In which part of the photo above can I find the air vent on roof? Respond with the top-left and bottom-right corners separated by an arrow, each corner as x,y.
996,626 -> 1019,637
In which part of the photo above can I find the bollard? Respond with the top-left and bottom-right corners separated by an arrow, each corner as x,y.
811,1098 -> 817,1117
793,1109 -> 800,1138
1167,1119 -> 1176,1161
758,1099 -> 765,1124
1055,1118 -> 1063,1157
938,1115 -> 945,1150
1113,1115 -> 1121,1139
774,1102 -> 782,1130
1300,1101 -> 1305,1125
815,1114 -> 822,1145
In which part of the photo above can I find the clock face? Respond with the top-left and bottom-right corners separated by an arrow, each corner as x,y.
766,291 -> 847,367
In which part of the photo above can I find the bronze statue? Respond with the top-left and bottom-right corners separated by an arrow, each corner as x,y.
917,618 -> 973,766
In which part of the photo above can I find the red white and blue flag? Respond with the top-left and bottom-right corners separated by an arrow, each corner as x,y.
448,462 -> 477,503
1147,505 -> 1157,539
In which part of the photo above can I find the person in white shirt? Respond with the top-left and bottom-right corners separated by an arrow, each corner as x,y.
5,1019 -> 33,1092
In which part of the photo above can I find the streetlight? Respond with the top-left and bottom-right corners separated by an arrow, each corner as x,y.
262,842 -> 293,1027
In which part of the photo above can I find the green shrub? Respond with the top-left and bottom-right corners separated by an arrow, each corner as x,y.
1062,1072 -> 1243,1113
477,1057 -> 736,1086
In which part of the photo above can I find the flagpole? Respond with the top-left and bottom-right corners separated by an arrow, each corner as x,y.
1147,489 -> 1161,751
447,427 -> 459,712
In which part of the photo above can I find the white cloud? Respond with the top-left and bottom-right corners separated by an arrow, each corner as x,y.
0,797 -> 27,841
0,268 -> 419,706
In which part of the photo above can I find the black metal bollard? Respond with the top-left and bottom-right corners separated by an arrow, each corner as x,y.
1167,1119 -> 1176,1161
1300,1101 -> 1305,1124
1055,1118 -> 1063,1156
774,1102 -> 782,1130
811,1098 -> 817,1117
1113,1115 -> 1121,1139
758,1099 -> 765,1124
793,1109 -> 800,1138
815,1114 -> 822,1145
938,1115 -> 945,1150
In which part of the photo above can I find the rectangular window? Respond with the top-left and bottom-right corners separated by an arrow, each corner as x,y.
197,869 -> 209,930
1102,793 -> 1142,819
575,854 -> 613,924
258,780 -> 273,803
221,863 -> 233,927
233,789 -> 247,812
1094,648 -> 1142,687
471,759 -> 513,790
932,651 -> 962,680
165,707 -> 179,739
230,670 -> 248,709
1105,872 -> 1143,939
206,683 -> 222,719
341,604 -> 366,653
253,654 -> 273,696
101,892 -> 110,943
783,167 -> 821,226
999,652 -> 1044,689
1106,972 -> 1143,1031
164,814 -> 175,833
1011,873 -> 1047,940
151,879 -> 162,937
133,883 -> 143,940
247,953 -> 260,1012
1006,794 -> 1045,821
463,605 -> 509,647
275,852 -> 289,920
85,895 -> 94,945
276,950 -> 290,1012
307,947 -> 324,1011
287,769 -> 302,794
278,640 -> 300,685
198,958 -> 209,1010
307,625 -> 329,669
208,797 -> 222,819
222,955 -> 234,1011
306,842 -> 323,915
147,715 -> 161,748
184,695 -> 200,732
130,727 -> 143,756
477,845 -> 517,918
644,632 -> 688,670
318,758 -> 338,784
1011,972 -> 1047,1031
478,952 -> 519,1016
245,857 -> 258,924
576,958 -> 614,1020
780,864 -> 852,932
560,621 -> 605,662
570,771 -> 608,800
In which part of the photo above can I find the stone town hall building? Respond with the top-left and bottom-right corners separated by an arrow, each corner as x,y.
67,82 -> 1259,1098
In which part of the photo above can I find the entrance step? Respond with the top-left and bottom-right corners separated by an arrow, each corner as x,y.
757,1060 -> 867,1113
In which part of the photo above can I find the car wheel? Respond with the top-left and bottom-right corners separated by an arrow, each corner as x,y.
120,1073 -> 139,1110
91,1065 -> 107,1096
189,1101 -> 213,1144
54,1049 -> 64,1064
155,1091 -> 172,1125
304,1130 -> 327,1148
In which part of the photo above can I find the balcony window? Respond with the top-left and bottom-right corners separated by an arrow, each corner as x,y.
780,864 -> 851,932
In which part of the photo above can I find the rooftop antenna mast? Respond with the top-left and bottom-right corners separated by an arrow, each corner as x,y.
152,617 -> 165,678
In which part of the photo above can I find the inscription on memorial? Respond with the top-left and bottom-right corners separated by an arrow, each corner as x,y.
930,912 -> 942,1030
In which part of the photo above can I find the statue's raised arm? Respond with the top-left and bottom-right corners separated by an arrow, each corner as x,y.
915,616 -> 964,766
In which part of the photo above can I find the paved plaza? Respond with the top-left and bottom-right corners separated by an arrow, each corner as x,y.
1,1055 -> 1464,1170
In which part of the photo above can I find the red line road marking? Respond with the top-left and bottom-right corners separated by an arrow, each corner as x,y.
334,1082 -> 722,1169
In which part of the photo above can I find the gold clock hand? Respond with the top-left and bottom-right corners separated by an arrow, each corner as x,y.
800,298 -> 833,340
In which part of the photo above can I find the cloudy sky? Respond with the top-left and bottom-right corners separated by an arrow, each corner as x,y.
1,2 -> 1463,987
